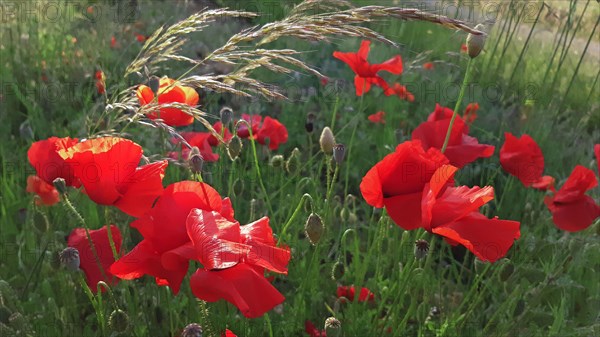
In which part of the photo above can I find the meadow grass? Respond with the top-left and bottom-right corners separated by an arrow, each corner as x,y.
0,0 -> 598,336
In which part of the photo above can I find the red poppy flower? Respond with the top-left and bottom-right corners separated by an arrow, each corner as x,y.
95,70 -> 106,95
208,121 -> 233,146
463,103 -> 478,124
186,210 -> 290,318
222,329 -> 237,337
544,165 -> 600,232
320,77 -> 329,86
236,114 -> 262,138
110,181 -> 233,294
360,140 -> 449,230
368,111 -> 386,124
499,132 -> 550,188
255,116 -> 288,150
594,144 -> 600,176
26,175 -> 59,206
135,33 -> 146,43
110,36 -> 117,48
305,320 -> 326,337
385,82 -> 415,102
461,43 -> 468,53
422,165 -> 521,262
423,62 -> 434,70
58,137 -> 167,217
178,132 -> 220,162
337,285 -> 375,302
28,137 -> 80,187
136,77 -> 199,127
333,40 -> 403,96
68,225 -> 122,293
411,104 -> 495,168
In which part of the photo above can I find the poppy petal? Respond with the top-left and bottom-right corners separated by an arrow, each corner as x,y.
114,160 -> 167,217
26,175 -> 60,206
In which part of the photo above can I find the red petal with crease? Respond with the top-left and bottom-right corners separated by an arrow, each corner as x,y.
499,133 -> 544,186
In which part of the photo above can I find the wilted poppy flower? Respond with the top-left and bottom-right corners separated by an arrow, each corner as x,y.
411,104 -> 494,168
67,225 -> 122,293
337,285 -> 375,302
95,70 -> 105,95
463,103 -> 478,124
368,111 -> 386,124
136,77 -> 199,126
423,62 -> 434,70
255,116 -> 288,150
28,136 -> 80,187
544,165 -> 600,232
26,175 -> 59,206
305,320 -> 326,337
207,121 -> 233,146
499,132 -> 553,189
360,140 -> 449,230
177,132 -> 220,162
236,114 -> 262,138
422,165 -> 521,262
187,210 -> 290,318
58,137 -> 167,217
384,82 -> 415,102
333,40 -> 403,96
110,181 -> 234,294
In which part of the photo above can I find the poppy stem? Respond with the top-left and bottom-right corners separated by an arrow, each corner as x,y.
279,193 -> 313,244
243,120 -> 275,217
441,58 -> 475,153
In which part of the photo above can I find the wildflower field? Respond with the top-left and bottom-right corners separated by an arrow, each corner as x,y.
1,0 -> 599,336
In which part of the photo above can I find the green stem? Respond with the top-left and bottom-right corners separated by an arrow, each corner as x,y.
441,58 -> 474,153
279,193 -> 314,243
78,272 -> 106,336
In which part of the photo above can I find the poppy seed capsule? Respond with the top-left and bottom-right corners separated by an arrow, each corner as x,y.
320,127 -> 335,154
333,144 -> 346,165
187,147 -> 204,174
108,309 -> 129,333
324,317 -> 341,337
52,178 -> 67,195
219,106 -> 233,125
305,213 -> 324,245
181,323 -> 203,337
227,136 -> 243,160
414,239 -> 429,260
466,24 -> 487,58
305,112 -> 316,133
59,247 -> 80,271
148,76 -> 160,95
286,148 -> 301,175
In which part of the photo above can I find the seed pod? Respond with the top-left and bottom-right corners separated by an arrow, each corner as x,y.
414,239 -> 429,260
181,323 -> 203,337
227,136 -> 243,160
148,76 -> 160,95
304,213 -> 324,245
59,247 -> 80,271
219,107 -> 233,125
108,309 -> 129,333
333,144 -> 345,165
52,178 -> 67,195
286,148 -> 301,175
319,127 -> 335,154
324,317 -> 341,337
305,112 -> 316,133
466,24 -> 487,58
187,147 -> 204,174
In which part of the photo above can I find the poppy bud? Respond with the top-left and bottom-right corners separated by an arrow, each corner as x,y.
331,260 -> 345,281
187,147 -> 204,174
219,107 -> 233,125
305,213 -> 324,245
181,323 -> 203,337
108,309 -> 129,333
59,247 -> 80,271
320,127 -> 335,154
333,144 -> 345,165
414,239 -> 429,260
270,155 -> 285,169
348,212 -> 358,224
324,317 -> 341,337
148,76 -> 160,95
340,208 -> 349,222
305,112 -> 316,133
466,24 -> 487,58
286,148 -> 301,175
227,136 -> 243,160
52,178 -> 67,195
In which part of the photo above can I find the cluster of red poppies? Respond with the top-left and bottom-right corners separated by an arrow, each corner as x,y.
26,136 -> 291,320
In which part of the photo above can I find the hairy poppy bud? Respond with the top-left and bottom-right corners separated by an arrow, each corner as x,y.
305,112 -> 316,133
331,261 -> 345,281
414,239 -> 429,260
333,144 -> 345,165
227,136 -> 243,160
52,178 -> 67,195
148,76 -> 160,95
320,127 -> 335,154
187,147 -> 204,174
59,247 -> 80,271
220,107 -> 233,125
181,323 -> 203,337
324,317 -> 341,337
305,213 -> 324,245
466,24 -> 486,58
286,148 -> 301,175
108,309 -> 129,333
270,155 -> 284,169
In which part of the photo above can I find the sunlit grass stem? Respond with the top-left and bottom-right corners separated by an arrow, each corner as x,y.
441,58 -> 474,153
